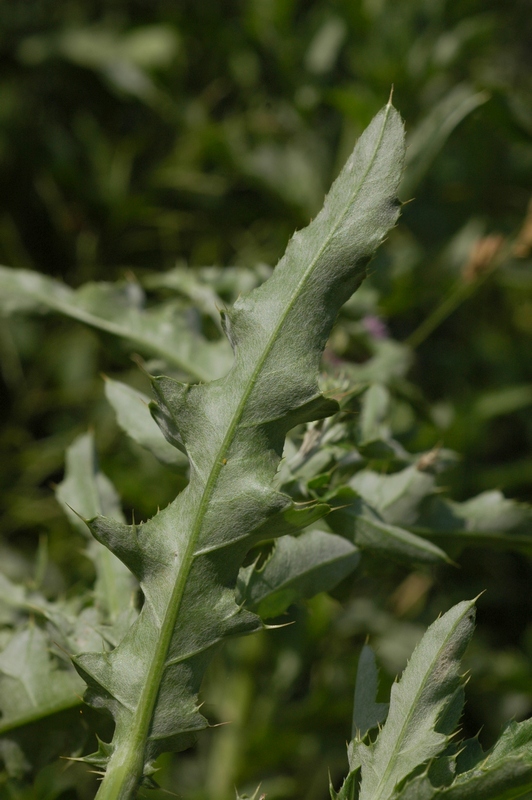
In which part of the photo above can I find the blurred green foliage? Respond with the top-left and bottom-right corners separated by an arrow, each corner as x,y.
1,1 -> 532,798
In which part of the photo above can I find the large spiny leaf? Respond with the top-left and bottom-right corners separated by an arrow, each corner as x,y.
72,102 -> 405,799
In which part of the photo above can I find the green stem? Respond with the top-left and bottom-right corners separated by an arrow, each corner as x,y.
94,750 -> 144,800
405,242 -> 510,350
405,278 -> 476,349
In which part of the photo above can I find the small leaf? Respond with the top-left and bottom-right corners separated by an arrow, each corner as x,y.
416,490 -> 532,554
55,432 -> 135,621
144,264 -> 271,304
344,467 -> 532,558
329,490 -> 450,564
431,718 -> 532,800
357,384 -> 409,460
358,384 -> 393,454
104,377 -> 188,468
237,529 -> 360,618
338,340 -> 413,385
352,645 -> 388,740
332,768 -> 361,800
141,265 -> 224,327
0,583 -> 115,779
0,626 -> 83,737
0,739 -> 31,779
350,466 -> 436,527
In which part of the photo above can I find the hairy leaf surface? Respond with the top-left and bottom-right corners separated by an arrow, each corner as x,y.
70,102 -> 405,798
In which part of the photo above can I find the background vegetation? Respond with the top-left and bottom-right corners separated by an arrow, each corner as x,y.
0,1 -> 531,798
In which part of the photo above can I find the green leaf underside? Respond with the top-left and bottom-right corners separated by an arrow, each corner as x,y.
72,103 -> 405,797
354,600 -> 476,800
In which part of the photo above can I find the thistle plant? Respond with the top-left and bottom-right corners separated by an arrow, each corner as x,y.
77,99 -> 404,800
1,101 -> 532,800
